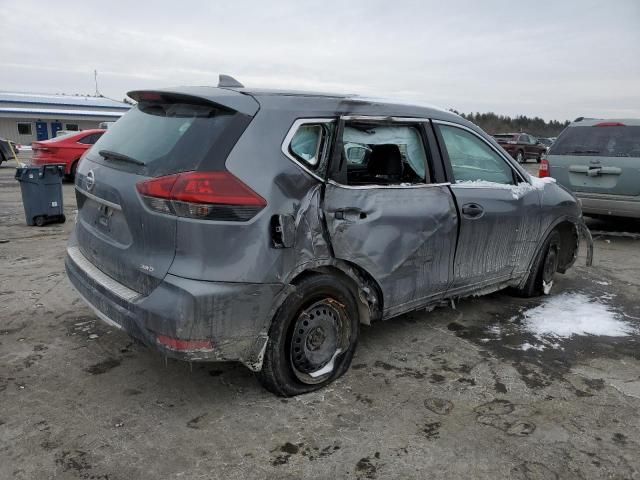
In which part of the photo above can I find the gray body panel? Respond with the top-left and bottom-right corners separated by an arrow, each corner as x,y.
448,185 -> 542,293
74,160 -> 177,295
66,86 -> 585,369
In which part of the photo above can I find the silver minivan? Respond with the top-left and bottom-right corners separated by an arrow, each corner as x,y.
66,77 -> 591,395
541,118 -> 640,218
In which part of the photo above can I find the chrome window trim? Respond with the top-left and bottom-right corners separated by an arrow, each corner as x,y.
432,119 -> 528,184
67,246 -> 139,301
327,179 -> 451,190
75,185 -> 122,211
281,118 -> 336,182
341,115 -> 429,123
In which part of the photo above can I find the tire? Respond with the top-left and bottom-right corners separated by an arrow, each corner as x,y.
34,216 -> 46,227
258,273 -> 360,396
59,214 -> 66,224
512,230 -> 561,298
516,150 -> 525,163
67,160 -> 79,182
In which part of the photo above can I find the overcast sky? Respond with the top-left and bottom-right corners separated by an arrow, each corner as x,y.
1,0 -> 638,121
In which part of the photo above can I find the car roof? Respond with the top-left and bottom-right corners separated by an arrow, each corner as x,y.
130,85 -> 466,124
570,118 -> 640,127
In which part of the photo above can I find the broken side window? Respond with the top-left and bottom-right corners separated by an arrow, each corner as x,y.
340,123 -> 430,186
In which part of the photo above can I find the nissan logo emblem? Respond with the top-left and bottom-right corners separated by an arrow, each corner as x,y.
86,170 -> 96,191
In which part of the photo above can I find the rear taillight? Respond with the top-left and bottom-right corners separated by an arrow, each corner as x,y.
32,146 -> 53,156
539,159 -> 550,178
156,334 -> 213,352
136,171 -> 266,221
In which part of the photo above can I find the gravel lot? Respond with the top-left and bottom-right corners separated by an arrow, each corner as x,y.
1,155 -> 639,479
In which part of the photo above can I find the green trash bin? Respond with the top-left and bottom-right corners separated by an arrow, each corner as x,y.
15,164 -> 66,227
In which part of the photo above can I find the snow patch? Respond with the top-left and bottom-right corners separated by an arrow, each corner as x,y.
519,293 -> 634,340
456,175 -> 554,200
528,175 -> 556,189
520,342 -> 546,351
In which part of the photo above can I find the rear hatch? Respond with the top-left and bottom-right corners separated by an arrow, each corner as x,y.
73,88 -> 259,295
547,122 -> 640,196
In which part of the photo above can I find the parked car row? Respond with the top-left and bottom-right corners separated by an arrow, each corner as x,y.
540,118 -> 640,219
63,77 -> 592,396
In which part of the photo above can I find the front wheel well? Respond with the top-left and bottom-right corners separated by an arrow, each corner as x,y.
555,221 -> 580,273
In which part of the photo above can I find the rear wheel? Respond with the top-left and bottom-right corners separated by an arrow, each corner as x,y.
258,274 -> 360,396
516,150 -> 525,163
512,230 -> 561,297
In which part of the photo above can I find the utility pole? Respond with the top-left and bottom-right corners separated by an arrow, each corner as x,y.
94,69 -> 101,97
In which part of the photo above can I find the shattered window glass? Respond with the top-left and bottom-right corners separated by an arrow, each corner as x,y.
439,125 -> 514,185
290,125 -> 323,166
342,124 -> 429,185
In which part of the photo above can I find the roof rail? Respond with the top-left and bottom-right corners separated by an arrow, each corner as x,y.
218,75 -> 244,88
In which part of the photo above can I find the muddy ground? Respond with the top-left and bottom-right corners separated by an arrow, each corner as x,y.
1,155 -> 639,479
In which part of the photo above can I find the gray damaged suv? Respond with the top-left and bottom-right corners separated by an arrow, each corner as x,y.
66,76 -> 592,395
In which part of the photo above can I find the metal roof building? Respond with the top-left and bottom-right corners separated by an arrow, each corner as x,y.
0,92 -> 130,144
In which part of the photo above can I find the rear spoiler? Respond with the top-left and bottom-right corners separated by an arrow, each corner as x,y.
127,86 -> 259,116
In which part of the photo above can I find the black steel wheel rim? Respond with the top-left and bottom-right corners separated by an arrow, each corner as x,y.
289,298 -> 350,384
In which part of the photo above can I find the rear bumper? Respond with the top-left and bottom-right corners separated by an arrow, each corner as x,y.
32,157 -> 71,174
65,247 -> 285,366
576,192 -> 640,219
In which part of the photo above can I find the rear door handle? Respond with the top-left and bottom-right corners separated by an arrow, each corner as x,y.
461,203 -> 484,218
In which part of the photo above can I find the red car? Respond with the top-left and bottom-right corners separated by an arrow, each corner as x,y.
31,129 -> 105,178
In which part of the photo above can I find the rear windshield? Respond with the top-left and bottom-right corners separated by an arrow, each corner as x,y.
89,101 -> 237,176
493,134 -> 516,140
549,126 -> 640,157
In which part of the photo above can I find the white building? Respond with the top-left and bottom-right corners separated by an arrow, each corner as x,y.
0,92 -> 130,145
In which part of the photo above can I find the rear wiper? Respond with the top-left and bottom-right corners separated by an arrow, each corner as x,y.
99,149 -> 146,166
567,149 -> 600,154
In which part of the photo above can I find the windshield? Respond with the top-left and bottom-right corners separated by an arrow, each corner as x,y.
89,101 -> 236,176
549,126 -> 640,157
